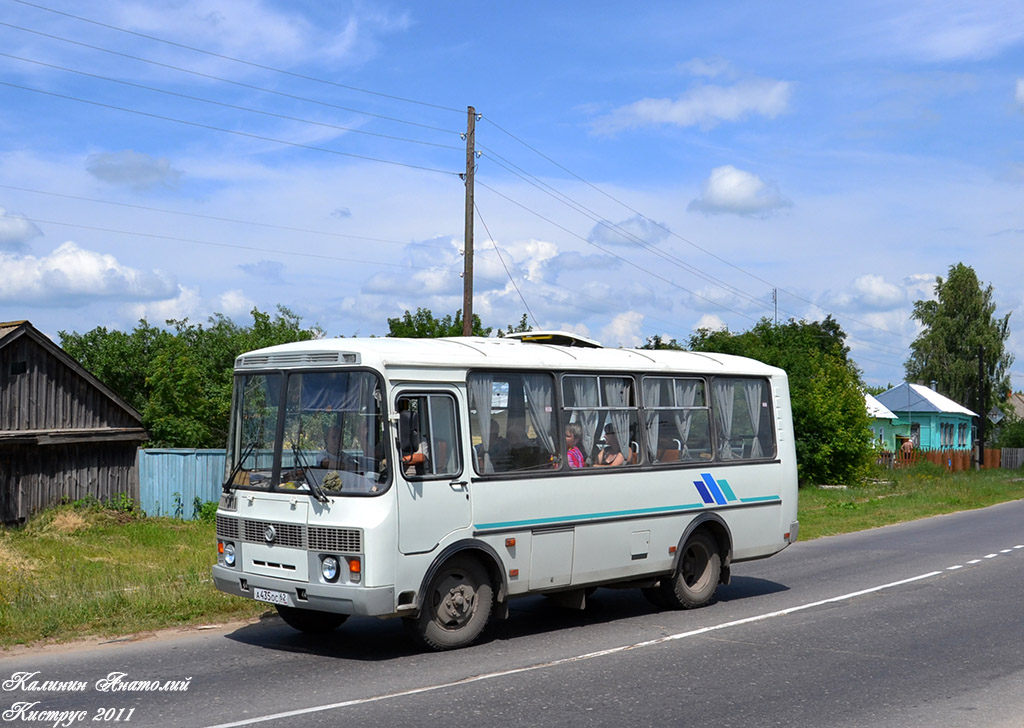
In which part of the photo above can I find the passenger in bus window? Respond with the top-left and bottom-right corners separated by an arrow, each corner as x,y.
594,424 -> 626,467
565,422 -> 585,469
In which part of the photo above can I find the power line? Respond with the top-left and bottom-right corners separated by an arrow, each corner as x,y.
475,179 -> 759,323
9,0 -> 464,114
0,80 -> 460,176
0,52 -> 463,152
482,115 -> 911,345
0,184 -> 457,252
0,21 -> 459,135
473,200 -> 539,330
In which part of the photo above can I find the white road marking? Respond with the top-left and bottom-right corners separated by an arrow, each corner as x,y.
203,545 -> 1022,728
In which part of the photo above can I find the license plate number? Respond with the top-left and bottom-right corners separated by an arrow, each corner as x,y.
253,587 -> 289,606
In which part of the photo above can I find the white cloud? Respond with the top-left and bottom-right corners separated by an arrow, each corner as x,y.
600,311 -> 645,348
830,274 -> 906,311
121,285 -> 202,324
693,314 -> 727,332
677,57 -> 731,79
587,215 -> 670,248
0,242 -> 176,305
218,289 -> 256,317
86,150 -> 183,190
688,165 -> 791,217
0,208 -> 42,252
593,79 -> 792,134
1017,78 -> 1024,108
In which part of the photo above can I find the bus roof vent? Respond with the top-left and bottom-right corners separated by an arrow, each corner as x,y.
504,331 -> 603,348
237,351 -> 360,367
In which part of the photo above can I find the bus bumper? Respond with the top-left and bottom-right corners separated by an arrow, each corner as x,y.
212,565 -> 396,617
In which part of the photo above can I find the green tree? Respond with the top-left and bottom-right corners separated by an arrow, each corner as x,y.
386,307 -> 491,338
497,313 -> 533,337
689,317 -> 872,486
905,263 -> 1012,418
640,334 -> 685,350
60,306 -> 320,448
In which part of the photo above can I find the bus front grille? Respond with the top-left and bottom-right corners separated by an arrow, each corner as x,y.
308,526 -> 362,553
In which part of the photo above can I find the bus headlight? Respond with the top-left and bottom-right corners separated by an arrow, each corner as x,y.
321,556 -> 339,582
222,542 -> 236,567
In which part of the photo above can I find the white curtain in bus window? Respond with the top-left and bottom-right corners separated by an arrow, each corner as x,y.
713,377 -> 773,460
642,377 -> 708,464
602,377 -> 636,463
566,376 -> 600,459
468,374 -> 494,473
468,372 -> 557,473
426,394 -> 458,476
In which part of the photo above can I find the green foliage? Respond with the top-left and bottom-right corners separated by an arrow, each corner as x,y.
60,306 -> 321,448
689,316 -> 873,486
193,499 -> 219,523
386,307 -> 492,338
497,313 -> 533,337
994,417 -> 1024,448
640,334 -> 685,350
906,262 -> 1013,417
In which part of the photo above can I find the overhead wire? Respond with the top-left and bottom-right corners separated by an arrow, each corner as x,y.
482,115 -> 911,345
472,200 -> 540,330
8,0 -> 465,114
0,21 -> 460,135
0,80 -> 459,176
0,52 -> 463,152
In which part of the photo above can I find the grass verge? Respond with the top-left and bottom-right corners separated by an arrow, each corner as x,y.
0,503 -> 265,649
1,465 -> 1022,649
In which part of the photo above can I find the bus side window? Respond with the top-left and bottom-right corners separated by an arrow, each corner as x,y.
397,394 -> 461,479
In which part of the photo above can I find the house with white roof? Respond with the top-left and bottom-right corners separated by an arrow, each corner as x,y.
865,392 -> 898,451
874,383 -> 978,452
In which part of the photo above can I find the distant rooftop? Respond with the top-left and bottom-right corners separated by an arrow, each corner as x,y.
875,383 -> 978,418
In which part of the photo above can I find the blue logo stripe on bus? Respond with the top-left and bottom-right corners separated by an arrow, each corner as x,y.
475,502 -> 705,531
700,472 -> 728,505
693,478 -> 715,504
717,478 -> 737,501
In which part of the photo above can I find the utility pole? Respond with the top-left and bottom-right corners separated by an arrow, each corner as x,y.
977,345 -> 985,468
772,288 -> 778,326
461,106 -> 476,336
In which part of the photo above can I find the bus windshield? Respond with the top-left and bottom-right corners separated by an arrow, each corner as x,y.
226,370 -> 389,496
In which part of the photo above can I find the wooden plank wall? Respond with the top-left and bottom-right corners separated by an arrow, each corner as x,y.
0,334 -> 138,431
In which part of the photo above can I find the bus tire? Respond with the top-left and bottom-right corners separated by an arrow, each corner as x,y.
275,605 -> 348,633
414,555 -> 493,651
659,530 -> 720,609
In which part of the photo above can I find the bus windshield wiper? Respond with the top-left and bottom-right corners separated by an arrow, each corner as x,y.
222,442 -> 256,495
291,442 -> 330,503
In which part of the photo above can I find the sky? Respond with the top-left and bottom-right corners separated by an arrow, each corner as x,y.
1,0 -> 1023,389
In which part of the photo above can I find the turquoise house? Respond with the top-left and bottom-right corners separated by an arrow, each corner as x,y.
865,392 -> 898,451
874,383 -> 977,452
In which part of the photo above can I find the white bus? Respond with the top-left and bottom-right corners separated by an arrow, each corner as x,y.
212,332 -> 799,650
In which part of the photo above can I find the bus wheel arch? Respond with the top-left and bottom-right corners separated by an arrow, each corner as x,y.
409,541 -> 503,650
660,515 -> 732,610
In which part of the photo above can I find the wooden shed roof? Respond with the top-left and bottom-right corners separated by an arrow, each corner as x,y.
0,320 -> 146,441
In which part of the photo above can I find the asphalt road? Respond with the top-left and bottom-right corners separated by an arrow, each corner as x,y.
3,500 -> 1023,728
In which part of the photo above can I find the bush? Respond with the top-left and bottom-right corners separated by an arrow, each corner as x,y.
194,499 -> 219,523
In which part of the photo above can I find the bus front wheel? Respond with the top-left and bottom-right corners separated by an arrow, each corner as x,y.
275,605 -> 348,633
413,555 -> 493,650
660,530 -> 720,609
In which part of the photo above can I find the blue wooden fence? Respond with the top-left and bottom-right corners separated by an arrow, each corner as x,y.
138,449 -> 227,519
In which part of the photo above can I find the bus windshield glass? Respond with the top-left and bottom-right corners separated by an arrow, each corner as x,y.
227,370 -> 389,495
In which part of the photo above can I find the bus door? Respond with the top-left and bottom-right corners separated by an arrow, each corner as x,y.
395,390 -> 470,554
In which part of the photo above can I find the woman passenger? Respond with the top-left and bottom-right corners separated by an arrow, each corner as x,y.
595,424 -> 626,467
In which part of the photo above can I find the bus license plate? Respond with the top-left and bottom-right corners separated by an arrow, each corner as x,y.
253,587 -> 289,606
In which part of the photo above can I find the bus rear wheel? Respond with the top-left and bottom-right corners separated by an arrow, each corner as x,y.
413,555 -> 493,651
276,605 -> 348,633
659,530 -> 720,609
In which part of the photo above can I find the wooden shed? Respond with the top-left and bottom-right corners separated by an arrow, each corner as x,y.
0,320 -> 148,524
